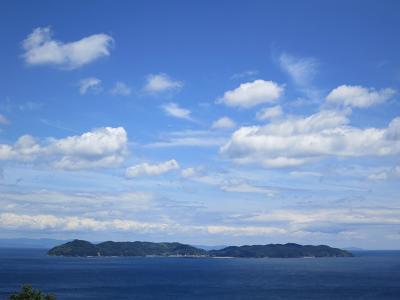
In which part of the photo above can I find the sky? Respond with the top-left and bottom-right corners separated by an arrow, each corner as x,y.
0,0 -> 399,249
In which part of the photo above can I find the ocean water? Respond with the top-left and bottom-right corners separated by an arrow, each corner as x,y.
0,249 -> 399,299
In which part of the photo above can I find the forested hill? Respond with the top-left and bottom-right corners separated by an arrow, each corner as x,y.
48,240 -> 353,258
209,243 -> 352,258
48,240 -> 207,257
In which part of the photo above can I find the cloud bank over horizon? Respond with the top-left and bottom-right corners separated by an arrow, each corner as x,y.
1,2 -> 400,249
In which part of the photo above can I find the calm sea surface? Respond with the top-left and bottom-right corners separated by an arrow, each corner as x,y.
0,248 -> 399,299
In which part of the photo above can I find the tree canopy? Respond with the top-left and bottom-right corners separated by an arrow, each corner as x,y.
9,285 -> 55,300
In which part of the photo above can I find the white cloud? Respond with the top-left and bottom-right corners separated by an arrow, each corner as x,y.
0,135 -> 42,161
0,213 -> 168,232
211,117 -> 236,130
110,82 -> 131,96
79,77 -> 102,95
51,127 -> 128,170
290,171 -> 322,177
206,225 -> 286,236
0,212 -> 286,236
395,166 -> 400,177
180,166 -> 205,179
162,102 -> 192,120
220,182 -> 275,197
367,165 -> 400,181
181,167 -> 197,178
326,85 -> 396,108
279,53 -> 318,86
1,191 -> 152,215
368,172 -> 388,181
126,159 -> 180,178
242,208 -> 400,227
0,113 -> 9,125
145,130 -> 227,148
22,27 -> 114,69
2,206 -> 399,238
144,73 -> 183,93
256,105 -> 283,121
218,79 -> 283,108
0,127 -> 127,170
222,110 -> 400,167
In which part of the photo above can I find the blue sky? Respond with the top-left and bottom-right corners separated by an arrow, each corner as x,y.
0,0 -> 399,249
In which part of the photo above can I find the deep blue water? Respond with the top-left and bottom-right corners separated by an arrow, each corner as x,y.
0,248 -> 400,299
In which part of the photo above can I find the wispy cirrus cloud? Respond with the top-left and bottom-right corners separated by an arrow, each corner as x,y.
162,102 -> 192,120
231,70 -> 259,80
0,113 -> 9,125
110,81 -> 132,96
79,77 -> 102,95
145,130 -> 227,148
211,117 -> 236,130
279,53 -> 318,87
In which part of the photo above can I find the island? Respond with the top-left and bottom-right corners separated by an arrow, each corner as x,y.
48,240 -> 353,258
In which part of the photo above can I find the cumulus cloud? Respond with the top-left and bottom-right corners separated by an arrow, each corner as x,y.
218,79 -> 283,108
22,27 -> 114,69
0,135 -> 42,161
211,117 -> 236,129
0,127 -> 127,170
326,85 -> 396,108
256,105 -> 283,121
144,73 -> 183,93
162,102 -> 192,120
222,110 -> 400,167
79,77 -> 102,95
110,82 -> 131,96
0,113 -> 9,125
279,53 -> 318,86
126,159 -> 180,178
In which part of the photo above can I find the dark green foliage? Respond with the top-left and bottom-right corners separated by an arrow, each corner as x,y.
96,241 -> 207,256
209,243 -> 353,258
9,285 -> 55,300
48,239 -> 98,257
48,240 -> 352,258
48,240 -> 207,257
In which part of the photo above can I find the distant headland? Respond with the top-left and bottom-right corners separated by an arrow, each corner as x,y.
48,240 -> 353,258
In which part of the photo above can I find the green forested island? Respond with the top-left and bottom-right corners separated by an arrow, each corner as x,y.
48,240 -> 352,258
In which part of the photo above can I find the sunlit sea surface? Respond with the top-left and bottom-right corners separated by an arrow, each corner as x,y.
0,248 -> 399,299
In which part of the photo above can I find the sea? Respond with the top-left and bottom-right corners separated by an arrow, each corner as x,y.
0,248 -> 399,299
